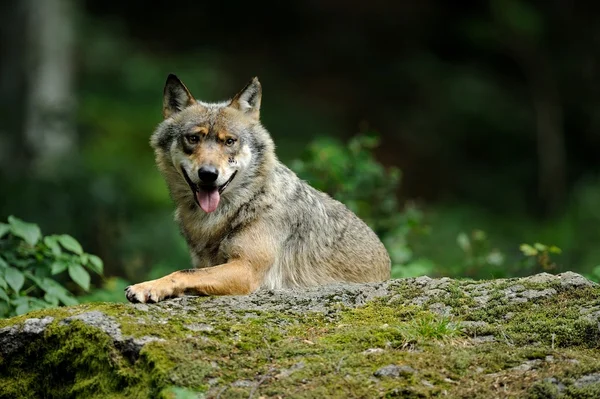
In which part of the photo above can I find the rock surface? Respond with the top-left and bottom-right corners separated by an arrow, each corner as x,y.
1,271 -> 600,398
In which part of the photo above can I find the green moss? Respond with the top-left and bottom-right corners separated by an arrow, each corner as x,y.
458,286 -> 600,349
563,384 -> 600,398
322,306 -> 463,351
0,306 -> 74,329
444,282 -> 478,311
528,374 -> 600,399
1,277 -> 600,398
527,381 -> 561,399
0,319 -> 151,398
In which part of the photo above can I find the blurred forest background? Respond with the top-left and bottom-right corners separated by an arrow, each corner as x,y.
1,0 -> 600,308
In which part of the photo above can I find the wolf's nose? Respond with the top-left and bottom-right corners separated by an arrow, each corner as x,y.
198,166 -> 219,183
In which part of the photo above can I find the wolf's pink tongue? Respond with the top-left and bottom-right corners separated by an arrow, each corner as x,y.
196,189 -> 220,213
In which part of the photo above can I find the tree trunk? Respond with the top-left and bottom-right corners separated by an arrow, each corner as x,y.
529,67 -> 566,216
517,47 -> 566,216
24,0 -> 76,177
0,0 -> 28,176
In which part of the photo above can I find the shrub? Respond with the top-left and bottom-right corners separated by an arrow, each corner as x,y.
291,132 -> 433,277
0,216 -> 104,317
519,242 -> 562,272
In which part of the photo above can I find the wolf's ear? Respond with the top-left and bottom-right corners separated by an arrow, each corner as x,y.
230,77 -> 261,120
163,74 -> 196,119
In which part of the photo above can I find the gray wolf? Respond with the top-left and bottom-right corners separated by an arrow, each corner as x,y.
125,75 -> 391,303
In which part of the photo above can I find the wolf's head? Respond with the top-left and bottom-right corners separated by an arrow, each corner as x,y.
151,75 -> 275,213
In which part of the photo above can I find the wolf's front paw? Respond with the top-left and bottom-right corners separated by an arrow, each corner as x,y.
125,280 -> 178,303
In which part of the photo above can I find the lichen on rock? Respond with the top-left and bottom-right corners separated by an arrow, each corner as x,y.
1,272 -> 599,398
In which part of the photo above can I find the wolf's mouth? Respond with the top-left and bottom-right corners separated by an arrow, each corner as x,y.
181,166 -> 237,213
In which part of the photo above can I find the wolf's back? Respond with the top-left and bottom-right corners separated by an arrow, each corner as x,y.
258,163 -> 391,289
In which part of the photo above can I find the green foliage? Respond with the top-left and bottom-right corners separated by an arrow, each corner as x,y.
289,131 -> 578,281
78,277 -> 130,304
585,266 -> 600,284
291,132 -> 433,278
456,229 -> 505,276
454,231 -> 564,278
0,216 -> 104,318
519,242 -> 562,272
291,132 -> 401,234
491,0 -> 544,40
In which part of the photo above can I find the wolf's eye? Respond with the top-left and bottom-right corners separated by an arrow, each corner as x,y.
225,138 -> 236,146
186,135 -> 200,144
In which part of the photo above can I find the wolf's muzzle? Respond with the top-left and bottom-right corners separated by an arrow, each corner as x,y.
181,164 -> 237,213
198,166 -> 218,184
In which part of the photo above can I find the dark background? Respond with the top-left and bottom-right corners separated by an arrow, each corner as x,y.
2,0 -> 600,296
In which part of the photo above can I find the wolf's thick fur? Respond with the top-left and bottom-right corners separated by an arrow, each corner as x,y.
125,75 -> 391,303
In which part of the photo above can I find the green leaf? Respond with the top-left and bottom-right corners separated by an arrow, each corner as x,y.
11,297 -> 27,306
42,279 -> 79,306
23,270 -> 41,284
5,267 -> 25,293
87,255 -> 104,275
0,255 -> 8,269
486,250 -> 505,266
44,292 -> 59,306
8,257 -> 31,268
0,287 -> 9,303
40,277 -> 67,292
0,223 -> 10,239
472,230 -> 487,241
0,275 -> 6,290
28,297 -> 52,311
519,244 -> 538,257
42,281 -> 65,296
8,216 -> 41,246
533,243 -> 547,252
68,264 -> 90,291
548,246 -> 562,254
58,235 -> 83,255
456,233 -> 470,252
55,290 -> 78,306
44,236 -> 62,257
12,296 -> 32,315
51,260 -> 69,275
15,301 -> 29,316
80,253 -> 89,265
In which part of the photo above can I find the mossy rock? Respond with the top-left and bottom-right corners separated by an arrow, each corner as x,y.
1,272 -> 600,398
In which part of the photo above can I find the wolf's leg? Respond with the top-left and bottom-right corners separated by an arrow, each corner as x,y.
124,259 -> 263,303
